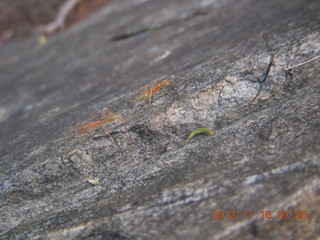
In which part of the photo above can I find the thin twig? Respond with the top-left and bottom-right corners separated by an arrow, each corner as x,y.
284,54 -> 320,71
170,75 -> 186,80
36,0 -> 82,35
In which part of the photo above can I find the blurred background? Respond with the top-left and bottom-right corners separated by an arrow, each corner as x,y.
0,0 -> 115,41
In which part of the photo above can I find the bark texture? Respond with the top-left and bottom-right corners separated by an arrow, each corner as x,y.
0,0 -> 319,239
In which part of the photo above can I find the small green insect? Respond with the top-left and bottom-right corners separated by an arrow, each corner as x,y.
186,128 -> 214,144
87,179 -> 100,185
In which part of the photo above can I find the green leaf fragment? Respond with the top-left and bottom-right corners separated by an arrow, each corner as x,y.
38,35 -> 47,45
147,27 -> 161,32
87,179 -> 100,185
186,128 -> 214,144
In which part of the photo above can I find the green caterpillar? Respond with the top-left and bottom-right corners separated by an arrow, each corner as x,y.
186,128 -> 214,144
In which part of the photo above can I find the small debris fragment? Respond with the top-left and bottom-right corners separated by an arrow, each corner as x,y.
284,54 -> 320,71
87,179 -> 100,185
0,30 -> 13,44
147,27 -> 161,32
38,35 -> 47,45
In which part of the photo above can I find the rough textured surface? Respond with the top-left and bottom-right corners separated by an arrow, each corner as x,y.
1,0 -> 320,239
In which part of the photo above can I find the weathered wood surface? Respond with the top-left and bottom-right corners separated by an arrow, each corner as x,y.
0,0 -> 319,239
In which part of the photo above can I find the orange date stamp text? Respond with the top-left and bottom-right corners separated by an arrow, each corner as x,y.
211,210 -> 307,220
